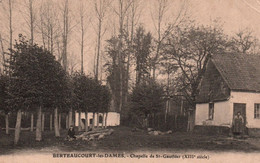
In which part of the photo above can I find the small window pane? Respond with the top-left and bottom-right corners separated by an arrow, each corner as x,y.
209,103 -> 214,120
254,104 -> 260,119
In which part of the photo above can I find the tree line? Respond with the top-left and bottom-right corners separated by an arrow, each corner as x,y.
104,20 -> 260,129
0,35 -> 111,144
1,0 -> 260,135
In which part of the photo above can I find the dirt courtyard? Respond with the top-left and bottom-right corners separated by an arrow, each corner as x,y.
0,126 -> 260,155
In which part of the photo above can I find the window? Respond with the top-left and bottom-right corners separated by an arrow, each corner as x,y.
208,103 -> 214,120
254,104 -> 260,119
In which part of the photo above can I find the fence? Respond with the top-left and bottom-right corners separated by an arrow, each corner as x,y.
148,113 -> 188,132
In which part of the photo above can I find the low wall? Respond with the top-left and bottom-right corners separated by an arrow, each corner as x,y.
75,112 -> 120,127
193,125 -> 231,136
248,128 -> 260,137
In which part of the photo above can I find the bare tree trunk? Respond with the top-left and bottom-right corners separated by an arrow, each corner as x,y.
95,18 -> 102,80
14,109 -> 22,145
0,33 -> 6,73
85,111 -> 88,131
54,108 -> 60,137
50,26 -> 53,54
62,0 -> 69,71
50,113 -> 53,131
29,0 -> 34,45
8,0 -> 13,50
102,112 -> 105,128
94,0 -> 108,80
30,113 -> 34,132
92,112 -> 96,129
78,111 -> 82,131
66,114 -> 69,129
125,53 -> 130,102
58,113 -> 61,130
41,112 -> 45,132
68,108 -> 73,127
36,106 -> 42,141
118,54 -> 123,113
97,112 -> 99,128
40,12 -> 46,49
174,114 -> 177,129
5,114 -> 9,134
105,112 -> 108,128
116,0 -> 131,113
80,8 -> 84,74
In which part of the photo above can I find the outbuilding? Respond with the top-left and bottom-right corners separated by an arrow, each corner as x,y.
195,52 -> 260,136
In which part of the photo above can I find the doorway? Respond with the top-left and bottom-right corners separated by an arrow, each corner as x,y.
233,103 -> 247,134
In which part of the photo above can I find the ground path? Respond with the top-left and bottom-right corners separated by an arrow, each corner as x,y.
0,126 -> 260,162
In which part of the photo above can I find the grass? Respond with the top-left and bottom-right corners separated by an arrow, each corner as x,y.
0,126 -> 259,155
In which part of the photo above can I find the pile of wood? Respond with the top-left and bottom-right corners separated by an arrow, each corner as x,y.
76,128 -> 114,141
147,128 -> 172,136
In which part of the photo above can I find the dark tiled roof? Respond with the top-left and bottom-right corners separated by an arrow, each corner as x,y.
211,53 -> 260,92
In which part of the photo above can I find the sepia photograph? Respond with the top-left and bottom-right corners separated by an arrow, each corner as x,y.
0,0 -> 260,162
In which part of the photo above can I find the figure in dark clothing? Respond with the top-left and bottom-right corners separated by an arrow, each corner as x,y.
67,126 -> 76,140
232,112 -> 244,136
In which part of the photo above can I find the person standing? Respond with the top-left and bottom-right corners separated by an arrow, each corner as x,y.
232,112 -> 244,136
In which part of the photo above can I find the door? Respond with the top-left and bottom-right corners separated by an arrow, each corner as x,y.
233,103 -> 246,133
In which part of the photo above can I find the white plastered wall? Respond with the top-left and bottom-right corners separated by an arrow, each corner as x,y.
230,91 -> 260,128
195,101 -> 232,127
75,112 -> 120,127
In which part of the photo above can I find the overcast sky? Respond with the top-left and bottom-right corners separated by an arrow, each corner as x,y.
1,0 -> 260,78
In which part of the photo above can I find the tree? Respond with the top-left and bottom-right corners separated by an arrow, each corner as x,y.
124,0 -> 142,104
38,0 -> 60,55
61,0 -> 69,72
72,72 -> 103,130
130,80 -> 164,128
150,0 -> 188,79
19,0 -> 37,45
72,72 -> 89,131
99,85 -> 111,128
231,28 -> 260,55
105,36 -> 128,113
0,0 -> 15,133
112,0 -> 132,113
162,23 -> 231,130
93,0 -> 109,80
7,35 -> 69,143
132,26 -> 152,85
0,74 -> 9,134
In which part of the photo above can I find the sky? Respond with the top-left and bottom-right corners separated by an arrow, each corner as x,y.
1,0 -> 260,80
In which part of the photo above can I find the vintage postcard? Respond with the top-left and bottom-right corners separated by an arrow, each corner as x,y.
0,0 -> 260,162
